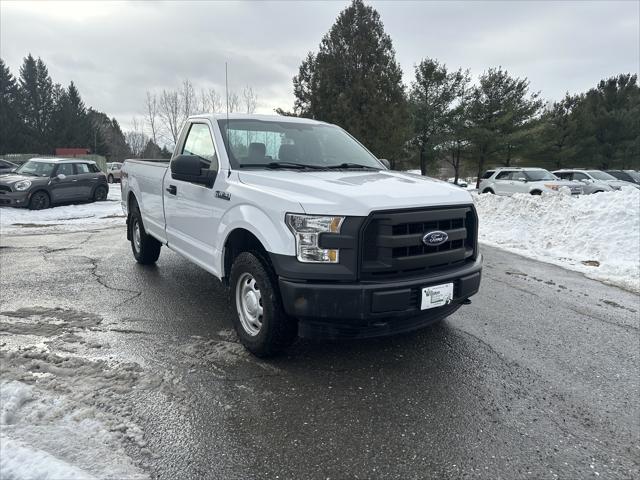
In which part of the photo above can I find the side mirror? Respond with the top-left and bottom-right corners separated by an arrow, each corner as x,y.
56,174 -> 67,180
171,154 -> 216,187
378,158 -> 391,169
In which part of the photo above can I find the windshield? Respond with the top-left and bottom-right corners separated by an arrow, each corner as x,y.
218,119 -> 383,170
16,160 -> 55,177
525,170 -> 556,181
625,170 -> 640,181
587,170 -> 616,181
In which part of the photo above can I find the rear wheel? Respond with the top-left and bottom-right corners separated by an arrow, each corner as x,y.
93,185 -> 108,202
28,191 -> 50,210
482,188 -> 494,194
130,202 -> 161,265
230,252 -> 297,357
530,190 -> 542,195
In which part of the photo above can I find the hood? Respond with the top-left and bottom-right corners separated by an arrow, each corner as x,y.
0,174 -> 36,184
238,170 -> 473,216
607,180 -> 639,189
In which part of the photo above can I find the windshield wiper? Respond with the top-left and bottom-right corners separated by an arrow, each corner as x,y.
266,162 -> 325,170
326,163 -> 379,170
239,162 -> 324,170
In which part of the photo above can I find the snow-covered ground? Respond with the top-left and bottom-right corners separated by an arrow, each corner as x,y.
0,184 -> 124,235
473,188 -> 640,293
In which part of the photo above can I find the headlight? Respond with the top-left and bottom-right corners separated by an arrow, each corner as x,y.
544,184 -> 560,191
14,180 -> 31,191
286,214 -> 345,263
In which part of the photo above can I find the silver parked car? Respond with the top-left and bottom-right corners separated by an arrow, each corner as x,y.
106,162 -> 123,183
553,169 -> 640,193
479,167 -> 582,195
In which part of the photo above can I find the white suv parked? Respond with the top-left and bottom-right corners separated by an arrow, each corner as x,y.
553,169 -> 640,193
479,168 -> 582,195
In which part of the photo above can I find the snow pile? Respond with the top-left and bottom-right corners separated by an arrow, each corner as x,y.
473,188 -> 640,292
0,184 -> 124,235
0,378 -> 148,480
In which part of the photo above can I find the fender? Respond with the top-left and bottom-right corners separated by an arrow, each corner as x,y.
215,203 -> 296,277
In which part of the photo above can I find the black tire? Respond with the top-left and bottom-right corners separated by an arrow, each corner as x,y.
129,201 -> 161,265
530,190 -> 542,195
482,188 -> 494,194
230,252 -> 297,357
107,174 -> 114,184
93,185 -> 108,202
28,191 -> 50,210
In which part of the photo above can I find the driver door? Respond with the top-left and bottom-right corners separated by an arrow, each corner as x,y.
163,121 -> 225,274
49,163 -> 78,202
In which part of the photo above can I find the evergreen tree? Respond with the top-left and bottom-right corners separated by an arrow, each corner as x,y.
50,81 -> 93,149
0,58 -> 24,154
18,54 -> 55,152
290,0 -> 408,164
467,68 -> 541,185
409,59 -> 469,175
529,94 -> 581,169
571,74 -> 639,169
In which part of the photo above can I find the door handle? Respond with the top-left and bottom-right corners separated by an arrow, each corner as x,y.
72,179 -> 78,182
166,185 -> 177,195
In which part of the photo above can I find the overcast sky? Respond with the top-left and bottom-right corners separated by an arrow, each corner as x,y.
1,0 -> 638,132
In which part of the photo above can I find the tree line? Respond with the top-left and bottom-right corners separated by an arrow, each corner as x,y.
0,55 -> 261,161
281,0 -> 639,181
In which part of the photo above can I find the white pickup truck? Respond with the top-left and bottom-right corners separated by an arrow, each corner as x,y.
121,114 -> 482,356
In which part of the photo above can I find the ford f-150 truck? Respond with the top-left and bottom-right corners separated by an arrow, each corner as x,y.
121,114 -> 482,356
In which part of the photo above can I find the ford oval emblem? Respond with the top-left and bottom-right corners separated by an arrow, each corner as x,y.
423,231 -> 449,246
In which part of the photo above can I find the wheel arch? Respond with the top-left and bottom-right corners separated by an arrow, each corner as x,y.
222,228 -> 270,285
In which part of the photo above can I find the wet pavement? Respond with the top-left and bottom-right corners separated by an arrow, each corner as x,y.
1,226 -> 638,479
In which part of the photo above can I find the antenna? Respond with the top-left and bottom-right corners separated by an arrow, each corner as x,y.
225,62 -> 231,176
225,62 -> 230,136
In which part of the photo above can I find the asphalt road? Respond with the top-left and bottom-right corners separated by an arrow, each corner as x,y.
1,226 -> 638,479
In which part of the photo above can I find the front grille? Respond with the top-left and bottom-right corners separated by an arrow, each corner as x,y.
360,206 -> 477,279
0,185 -> 11,194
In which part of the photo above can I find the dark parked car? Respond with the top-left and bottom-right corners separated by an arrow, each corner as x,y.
0,158 -> 108,210
606,170 -> 640,185
0,159 -> 18,175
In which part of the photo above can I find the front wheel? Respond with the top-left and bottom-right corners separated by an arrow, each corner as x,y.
130,204 -> 161,265
230,252 -> 297,357
107,174 -> 114,184
29,191 -> 50,210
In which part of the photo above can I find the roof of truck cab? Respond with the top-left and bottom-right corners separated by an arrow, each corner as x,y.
189,113 -> 328,125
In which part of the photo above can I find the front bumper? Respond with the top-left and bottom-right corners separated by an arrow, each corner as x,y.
278,254 -> 482,339
0,190 -> 30,207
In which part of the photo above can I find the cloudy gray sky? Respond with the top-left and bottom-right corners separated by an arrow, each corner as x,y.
1,0 -> 638,132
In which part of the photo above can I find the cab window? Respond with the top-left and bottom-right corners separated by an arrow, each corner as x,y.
182,123 -> 218,170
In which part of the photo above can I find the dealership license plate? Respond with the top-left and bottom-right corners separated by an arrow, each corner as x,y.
421,283 -> 454,310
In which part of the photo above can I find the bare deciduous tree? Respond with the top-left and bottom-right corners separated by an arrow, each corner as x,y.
208,88 -> 223,113
159,89 -> 182,145
125,117 -> 148,158
145,91 -> 159,144
242,86 -> 258,113
181,79 -> 196,119
228,91 -> 240,113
